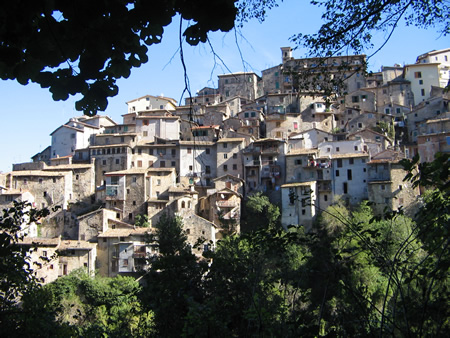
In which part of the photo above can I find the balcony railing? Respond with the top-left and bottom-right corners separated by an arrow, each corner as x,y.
217,200 -> 237,208
133,252 -> 147,259
261,147 -> 280,154
106,185 -> 119,196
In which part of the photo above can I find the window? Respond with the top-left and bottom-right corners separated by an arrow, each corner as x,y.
116,159 -> 120,165
349,158 -> 354,165
233,153 -> 237,159
160,161 -> 165,167
143,119 -> 149,125
414,71 -> 422,78
43,191 -> 47,197
102,160 -> 107,165
143,131 -> 148,137
71,133 -> 76,139
343,182 -> 348,194
352,96 -> 359,103
206,148 -> 210,155
336,147 -> 340,152
172,149 -> 176,156
276,122 -> 281,127
324,195 -> 328,202
381,185 -> 385,190
132,176 -> 137,183
385,108 -> 390,114
233,164 -> 237,170
42,250 -> 47,257
137,160 -> 143,167
224,154 -> 228,159
187,148 -> 192,154
347,169 -> 352,180
149,149 -> 154,155
133,201 -> 136,205
421,89 -> 425,96
223,165 -> 228,171
337,159 -> 343,168
39,178 -> 43,184
244,112 -> 249,118
419,79 -> 423,85
251,112 -> 256,117
128,213 -> 133,220
295,159 -> 302,165
189,165 -> 193,171
171,161 -> 175,166
223,142 -> 228,149
336,170 -> 340,177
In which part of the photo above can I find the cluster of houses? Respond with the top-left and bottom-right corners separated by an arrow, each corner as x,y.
1,47 -> 449,283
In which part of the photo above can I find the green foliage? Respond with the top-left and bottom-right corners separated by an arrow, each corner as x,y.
134,214 -> 149,227
185,226 -> 310,336
241,192 -> 281,232
0,0 -> 239,114
142,213 -> 207,337
293,0 -> 449,57
21,269 -> 155,337
372,120 -> 395,140
0,201 -> 50,336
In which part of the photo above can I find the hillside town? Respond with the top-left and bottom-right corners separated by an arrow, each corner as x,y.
1,47 -> 449,284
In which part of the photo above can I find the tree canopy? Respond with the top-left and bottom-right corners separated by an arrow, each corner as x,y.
1,0 -> 447,115
0,0 -> 238,115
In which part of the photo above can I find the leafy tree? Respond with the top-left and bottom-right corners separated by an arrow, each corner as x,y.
293,0 -> 449,58
241,192 -> 281,232
0,0 -> 238,114
4,0 -> 446,114
134,214 -> 149,227
0,201 -> 50,336
185,226 -> 310,337
21,269 -> 155,337
141,213 -> 207,337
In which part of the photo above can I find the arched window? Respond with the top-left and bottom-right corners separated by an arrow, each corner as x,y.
181,201 -> 186,208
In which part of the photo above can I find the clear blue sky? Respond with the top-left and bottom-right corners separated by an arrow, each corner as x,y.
0,0 -> 448,172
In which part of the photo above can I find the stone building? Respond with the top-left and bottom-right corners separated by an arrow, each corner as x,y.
179,141 -> 217,187
281,181 -> 317,231
216,138 -> 245,179
367,150 -> 420,215
218,72 -> 260,102
97,225 -> 156,277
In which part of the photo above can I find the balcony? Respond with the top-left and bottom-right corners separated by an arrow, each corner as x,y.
318,183 -> 332,191
242,146 -> 261,154
132,252 -> 147,259
304,160 -> 331,169
217,200 -> 237,208
106,184 -> 124,200
106,185 -> 118,196
261,147 -> 280,155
